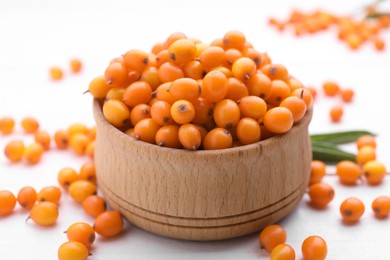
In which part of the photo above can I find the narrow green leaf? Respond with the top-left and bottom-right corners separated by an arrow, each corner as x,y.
312,141 -> 356,164
310,130 -> 376,145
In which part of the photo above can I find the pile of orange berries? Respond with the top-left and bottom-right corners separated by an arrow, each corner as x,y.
49,58 -> 83,81
268,9 -> 390,51
88,31 -> 313,150
0,117 -> 125,259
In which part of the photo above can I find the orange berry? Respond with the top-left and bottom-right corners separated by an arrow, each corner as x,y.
4,140 -> 25,162
356,146 -> 376,165
0,190 -> 17,216
213,99 -> 241,129
355,135 -> 376,149
69,180 -> 97,204
50,67 -> 63,80
322,81 -> 340,96
79,162 -> 97,185
54,130 -> 70,149
21,116 -> 39,133
0,117 -> 15,135
362,160 -> 386,185
263,107 -> 294,134
340,88 -> 354,103
123,81 -> 152,108
340,197 -> 365,223
23,142 -> 44,165
70,58 -> 82,73
301,235 -> 327,260
58,167 -> 79,190
29,201 -> 59,226
203,128 -> 233,150
58,241 -> 89,260
171,99 -> 195,125
178,124 -> 202,150
238,96 -> 267,120
308,183 -> 335,209
329,105 -> 343,123
201,70 -> 228,103
223,30 -> 246,50
69,133 -> 89,156
17,186 -> 37,209
82,195 -> 107,218
258,224 -> 287,253
279,95 -> 307,124
336,160 -> 361,185
37,186 -> 62,204
34,130 -> 51,150
372,196 -> 390,219
66,222 -> 95,249
133,118 -> 161,144
270,244 -> 296,260
236,118 -> 261,145
310,160 -> 326,185
94,210 -> 124,238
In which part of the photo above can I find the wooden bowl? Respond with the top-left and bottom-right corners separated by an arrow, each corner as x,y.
93,99 -> 313,241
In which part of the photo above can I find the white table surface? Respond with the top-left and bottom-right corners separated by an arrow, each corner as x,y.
1,0 -> 390,259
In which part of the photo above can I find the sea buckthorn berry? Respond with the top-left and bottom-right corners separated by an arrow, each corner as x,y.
258,224 -> 287,253
151,42 -> 164,55
171,99 -> 195,124
372,196 -> 390,219
150,100 -> 173,126
106,86 -> 126,101
301,235 -> 327,260
236,118 -> 261,145
0,117 -> 15,135
199,46 -> 225,70
191,97 -> 214,125
0,190 -> 17,216
123,49 -> 149,73
246,73 -> 272,99
329,105 -> 343,123
29,201 -> 59,226
223,30 -> 246,50
66,222 -> 96,249
58,241 -> 89,260
201,70 -> 228,102
225,77 -> 248,102
58,167 -> 79,190
183,60 -> 206,80
163,31 -> 187,49
323,81 -> 340,96
242,48 -> 262,68
4,140 -> 25,162
291,88 -> 313,108
94,210 -> 124,238
270,243 -> 296,260
362,160 -> 386,185
310,160 -> 326,185
267,80 -> 291,106
141,66 -> 161,90
308,183 -> 335,209
130,104 -> 151,127
203,128 -> 233,150
157,62 -> 184,83
68,123 -> 89,136
54,130 -> 70,149
102,99 -> 130,127
355,135 -> 376,149
37,186 -> 62,204
123,81 -> 153,108
79,162 -> 97,185
104,62 -> 128,86
50,67 -> 63,80
70,58 -> 82,73
153,82 -> 175,105
155,125 -> 181,148
306,86 -> 318,100
340,197 -> 365,223
340,88 -> 354,103
82,195 -> 107,218
238,96 -> 267,120
356,146 -> 376,165
213,99 -> 241,129
287,77 -> 304,91
88,126 -> 97,141
210,38 -> 224,48
178,124 -> 202,150
223,48 -> 243,69
168,38 -> 196,66
336,160 -> 361,185
263,107 -> 294,134
195,42 -> 209,57
85,141 -> 95,160
69,180 -> 97,204
280,95 -> 307,124
21,117 -> 39,133
261,64 -> 289,81
34,130 -> 51,150
211,66 -> 232,78
133,118 -> 161,144
231,57 -> 257,81
23,142 -> 44,165
17,186 -> 37,209
69,133 -> 90,156
169,78 -> 201,101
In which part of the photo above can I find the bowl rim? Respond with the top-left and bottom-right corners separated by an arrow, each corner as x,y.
93,98 -> 313,156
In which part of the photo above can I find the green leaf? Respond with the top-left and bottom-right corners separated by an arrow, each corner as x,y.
310,130 -> 376,145
312,141 -> 356,164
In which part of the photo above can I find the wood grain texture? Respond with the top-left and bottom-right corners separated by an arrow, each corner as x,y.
93,99 -> 313,241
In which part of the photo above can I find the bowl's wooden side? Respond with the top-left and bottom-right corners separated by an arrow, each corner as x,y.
93,99 -> 313,241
